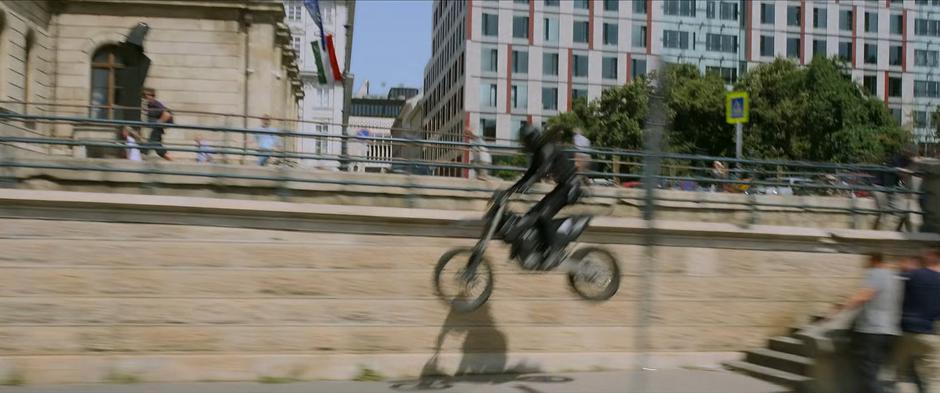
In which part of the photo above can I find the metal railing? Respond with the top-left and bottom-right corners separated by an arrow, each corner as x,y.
0,110 -> 927,232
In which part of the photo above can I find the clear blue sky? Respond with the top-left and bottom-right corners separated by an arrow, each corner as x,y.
351,0 -> 432,96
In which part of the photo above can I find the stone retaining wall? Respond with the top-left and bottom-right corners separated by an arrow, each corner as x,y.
0,190 -> 935,385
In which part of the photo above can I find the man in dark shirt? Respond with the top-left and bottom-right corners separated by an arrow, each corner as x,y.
896,248 -> 940,393
142,87 -> 173,160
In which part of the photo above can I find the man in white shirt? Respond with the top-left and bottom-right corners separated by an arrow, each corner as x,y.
254,114 -> 279,166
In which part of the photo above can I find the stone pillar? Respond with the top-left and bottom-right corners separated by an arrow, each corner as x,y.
246,22 -> 277,121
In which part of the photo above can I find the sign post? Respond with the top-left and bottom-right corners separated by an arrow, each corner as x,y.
725,91 -> 749,159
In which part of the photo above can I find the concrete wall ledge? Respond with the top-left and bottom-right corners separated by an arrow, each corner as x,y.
0,189 -> 935,254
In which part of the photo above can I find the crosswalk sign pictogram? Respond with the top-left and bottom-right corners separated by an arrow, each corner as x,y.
725,91 -> 749,124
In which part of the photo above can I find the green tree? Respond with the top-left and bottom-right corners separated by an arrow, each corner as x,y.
661,64 -> 735,157
545,96 -> 595,141
736,57 -> 908,163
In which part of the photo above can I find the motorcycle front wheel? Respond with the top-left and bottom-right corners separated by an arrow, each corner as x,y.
433,247 -> 494,313
567,246 -> 621,301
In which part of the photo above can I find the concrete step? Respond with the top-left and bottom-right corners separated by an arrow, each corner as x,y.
745,348 -> 813,376
724,360 -> 811,391
768,336 -> 808,357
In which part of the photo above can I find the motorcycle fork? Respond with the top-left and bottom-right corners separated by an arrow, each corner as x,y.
463,202 -> 508,279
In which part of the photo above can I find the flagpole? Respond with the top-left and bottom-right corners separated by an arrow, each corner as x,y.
339,0 -> 355,172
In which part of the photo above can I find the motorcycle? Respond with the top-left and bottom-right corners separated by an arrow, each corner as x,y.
433,189 -> 621,313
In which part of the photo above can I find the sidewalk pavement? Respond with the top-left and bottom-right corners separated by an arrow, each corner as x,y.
0,370 -> 788,393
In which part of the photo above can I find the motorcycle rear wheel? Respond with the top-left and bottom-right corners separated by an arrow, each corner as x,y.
567,247 -> 621,301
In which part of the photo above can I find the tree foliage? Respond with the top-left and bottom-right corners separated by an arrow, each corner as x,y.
544,57 -> 910,164
735,57 -> 908,163
661,64 -> 733,157
545,78 -> 650,151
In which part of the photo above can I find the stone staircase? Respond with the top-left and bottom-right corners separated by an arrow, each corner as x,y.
724,319 -> 823,392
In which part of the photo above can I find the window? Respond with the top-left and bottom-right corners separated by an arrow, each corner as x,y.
839,9 -> 853,31
287,3 -> 302,21
513,15 -> 529,39
863,75 -> 877,95
574,0 -> 589,10
787,6 -> 801,27
838,41 -> 852,61
914,19 -> 940,37
664,30 -> 690,49
542,87 -> 558,110
761,3 -> 774,24
573,21 -> 590,43
706,1 -> 716,18
482,47 -> 498,72
481,83 -> 497,108
912,111 -> 929,128
543,52 -> 559,76
864,44 -> 877,64
573,54 -> 588,77
314,124 -> 328,154
914,81 -> 940,98
480,117 -> 497,142
814,8 -> 827,28
664,0 -> 695,16
760,35 -> 774,57
634,0 -> 647,14
603,23 -> 618,46
90,45 -> 127,119
706,33 -> 737,53
888,77 -> 902,97
544,17 -> 559,43
914,111 -> 929,129
914,49 -> 940,67
291,35 -> 302,54
813,39 -> 826,58
719,1 -> 738,20
633,25 -> 647,48
602,57 -> 618,79
865,12 -> 878,33
705,66 -> 737,84
512,50 -> 528,74
514,0 -> 529,4
604,0 -> 618,12
312,87 -> 332,108
483,13 -> 498,36
511,84 -> 528,109
890,14 -> 903,35
572,87 -> 588,102
544,0 -> 559,6
890,46 -> 902,66
631,58 -> 647,79
890,108 -> 902,126
786,37 -> 800,58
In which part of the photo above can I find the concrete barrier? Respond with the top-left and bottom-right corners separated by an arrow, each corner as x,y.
3,157 -> 916,231
0,189 -> 936,385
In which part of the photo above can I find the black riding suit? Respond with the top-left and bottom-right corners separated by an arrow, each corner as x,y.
506,140 -> 583,263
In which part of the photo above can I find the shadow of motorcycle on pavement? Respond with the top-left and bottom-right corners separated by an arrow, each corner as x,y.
388,303 -> 575,391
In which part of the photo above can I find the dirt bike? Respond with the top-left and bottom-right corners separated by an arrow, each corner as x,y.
433,189 -> 621,313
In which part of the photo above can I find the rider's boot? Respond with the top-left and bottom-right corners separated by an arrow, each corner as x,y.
540,245 -> 564,270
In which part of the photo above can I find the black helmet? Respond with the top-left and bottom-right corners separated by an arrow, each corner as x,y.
518,124 -> 542,152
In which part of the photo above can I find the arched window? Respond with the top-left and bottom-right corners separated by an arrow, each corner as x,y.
89,45 -> 124,119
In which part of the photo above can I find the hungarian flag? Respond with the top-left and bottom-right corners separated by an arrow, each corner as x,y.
303,0 -> 326,50
325,34 -> 343,82
310,41 -> 328,84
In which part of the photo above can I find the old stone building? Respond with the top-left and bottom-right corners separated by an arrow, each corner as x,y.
0,0 -> 302,160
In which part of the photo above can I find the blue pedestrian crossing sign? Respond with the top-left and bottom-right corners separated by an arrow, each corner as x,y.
725,91 -> 749,124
